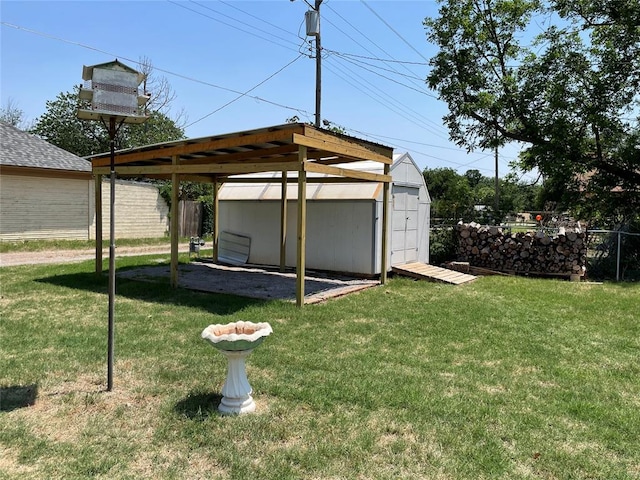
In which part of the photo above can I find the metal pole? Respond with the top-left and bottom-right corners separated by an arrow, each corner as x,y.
616,231 -> 621,281
107,116 -> 116,392
314,0 -> 322,128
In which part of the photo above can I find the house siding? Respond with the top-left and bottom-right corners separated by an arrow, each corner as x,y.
0,174 -> 169,241
0,174 -> 90,240
89,179 -> 169,240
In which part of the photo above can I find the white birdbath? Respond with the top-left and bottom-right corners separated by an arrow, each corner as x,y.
201,321 -> 272,415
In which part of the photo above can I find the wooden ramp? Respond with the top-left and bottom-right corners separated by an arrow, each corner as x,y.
392,262 -> 477,285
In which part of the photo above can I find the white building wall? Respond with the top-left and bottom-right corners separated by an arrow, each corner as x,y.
219,200 -> 376,274
0,174 -> 90,241
89,179 -> 169,240
0,173 -> 169,241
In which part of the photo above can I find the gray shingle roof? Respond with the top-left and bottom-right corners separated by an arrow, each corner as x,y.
0,120 -> 92,172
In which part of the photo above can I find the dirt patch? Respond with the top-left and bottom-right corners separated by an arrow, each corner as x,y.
118,261 -> 379,304
0,244 -> 190,267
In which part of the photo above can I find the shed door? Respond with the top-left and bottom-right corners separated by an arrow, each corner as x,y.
391,185 -> 419,265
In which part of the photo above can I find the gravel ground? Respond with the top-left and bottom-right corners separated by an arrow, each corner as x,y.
1,243 -> 379,303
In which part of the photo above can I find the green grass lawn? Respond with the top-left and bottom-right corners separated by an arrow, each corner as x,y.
1,255 -> 638,479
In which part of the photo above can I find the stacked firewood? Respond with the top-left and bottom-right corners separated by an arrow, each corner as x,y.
455,222 -> 587,276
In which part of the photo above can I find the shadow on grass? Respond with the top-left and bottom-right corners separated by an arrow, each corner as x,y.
0,384 -> 38,412
35,267 -> 268,316
174,391 -> 224,420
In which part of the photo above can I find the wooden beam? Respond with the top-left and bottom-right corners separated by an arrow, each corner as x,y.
179,144 -> 299,165
212,178 -> 219,263
381,163 -> 390,285
304,162 -> 392,183
293,133 -> 392,164
95,175 -> 102,275
296,147 -> 307,307
93,160 -> 300,177
280,170 -> 288,273
117,173 -> 215,183
170,156 -> 180,288
90,129 -> 297,167
303,125 -> 393,158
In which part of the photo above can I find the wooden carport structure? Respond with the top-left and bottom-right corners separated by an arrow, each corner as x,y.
89,123 -> 393,306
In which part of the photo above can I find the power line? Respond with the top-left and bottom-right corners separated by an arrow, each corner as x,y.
324,59 -> 447,139
329,51 -> 425,81
359,0 -> 430,62
185,54 -> 305,128
323,3 -> 426,92
327,53 -> 449,137
332,53 -> 438,98
218,0 -> 298,39
0,21 -> 313,118
167,0 -> 299,53
345,129 -> 502,157
323,49 -> 428,65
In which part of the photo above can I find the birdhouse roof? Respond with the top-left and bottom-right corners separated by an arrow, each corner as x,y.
82,59 -> 145,84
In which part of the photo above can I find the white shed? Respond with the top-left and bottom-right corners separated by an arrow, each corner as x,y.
217,152 -> 430,276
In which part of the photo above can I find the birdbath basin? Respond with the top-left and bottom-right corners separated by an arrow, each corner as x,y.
201,321 -> 272,415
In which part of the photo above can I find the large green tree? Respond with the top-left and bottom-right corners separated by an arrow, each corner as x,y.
424,167 -> 541,222
424,0 -> 640,224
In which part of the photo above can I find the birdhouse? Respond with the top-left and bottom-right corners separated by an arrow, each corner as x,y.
77,59 -> 150,124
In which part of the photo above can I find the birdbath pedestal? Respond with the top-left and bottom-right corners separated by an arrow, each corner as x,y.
201,321 -> 272,415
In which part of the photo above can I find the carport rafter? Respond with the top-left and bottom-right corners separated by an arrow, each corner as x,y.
89,123 -> 393,306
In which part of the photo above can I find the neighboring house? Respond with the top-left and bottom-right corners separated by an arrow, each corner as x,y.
0,120 -> 169,241
217,152 -> 431,276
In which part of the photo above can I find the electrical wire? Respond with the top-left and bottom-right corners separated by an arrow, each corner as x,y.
323,49 -> 428,66
167,0 -> 300,53
328,52 -> 425,81
359,0 -> 430,62
331,53 -> 438,98
324,60 -> 446,139
324,3 -> 427,92
0,21 -> 313,119
218,0 -> 298,39
185,53 -> 305,128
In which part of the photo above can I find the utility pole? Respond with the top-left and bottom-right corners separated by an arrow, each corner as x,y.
297,0 -> 323,127
314,0 -> 322,128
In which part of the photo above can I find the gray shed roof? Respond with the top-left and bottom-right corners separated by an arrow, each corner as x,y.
0,121 -> 92,173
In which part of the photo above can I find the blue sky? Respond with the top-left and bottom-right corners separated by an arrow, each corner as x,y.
1,0 -> 531,179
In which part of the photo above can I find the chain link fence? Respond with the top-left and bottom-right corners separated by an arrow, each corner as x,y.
586,230 -> 640,281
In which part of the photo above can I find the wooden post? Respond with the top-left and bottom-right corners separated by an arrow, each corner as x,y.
170,155 -> 180,288
212,178 -> 219,263
380,163 -> 390,284
296,147 -> 307,307
94,174 -> 103,274
280,170 -> 288,272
